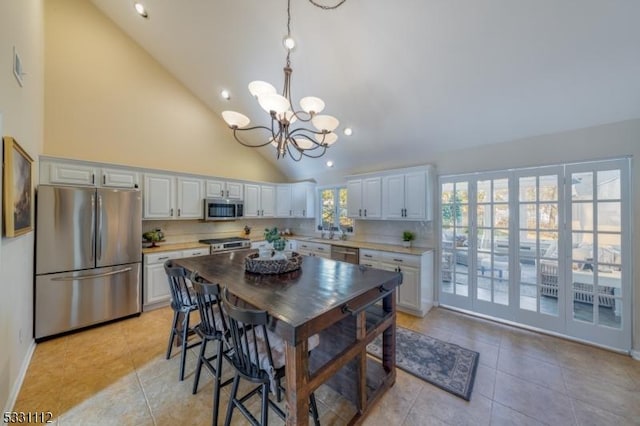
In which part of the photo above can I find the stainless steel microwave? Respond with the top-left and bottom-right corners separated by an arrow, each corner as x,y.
203,198 -> 243,221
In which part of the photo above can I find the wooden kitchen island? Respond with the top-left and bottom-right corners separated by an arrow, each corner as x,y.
175,249 -> 402,425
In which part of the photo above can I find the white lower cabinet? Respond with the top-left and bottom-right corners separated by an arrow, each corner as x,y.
297,241 -> 331,258
143,247 -> 209,311
359,249 -> 434,316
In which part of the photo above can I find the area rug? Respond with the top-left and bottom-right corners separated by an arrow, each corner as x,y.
367,327 -> 479,401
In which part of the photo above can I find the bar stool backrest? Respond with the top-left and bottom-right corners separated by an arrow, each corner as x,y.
164,260 -> 197,312
221,287 -> 276,382
191,277 -> 228,340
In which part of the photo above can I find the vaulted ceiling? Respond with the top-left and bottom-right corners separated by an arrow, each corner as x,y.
90,0 -> 640,181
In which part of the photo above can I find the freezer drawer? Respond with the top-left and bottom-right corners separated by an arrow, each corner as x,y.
35,263 -> 141,340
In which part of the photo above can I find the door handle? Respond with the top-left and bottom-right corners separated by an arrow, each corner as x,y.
97,195 -> 103,261
51,267 -> 133,281
90,194 -> 96,262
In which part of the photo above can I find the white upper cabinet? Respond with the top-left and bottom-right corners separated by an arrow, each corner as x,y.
244,184 -> 275,217
144,173 -> 203,219
291,182 -> 315,218
176,177 -> 203,219
101,167 -> 140,188
347,177 -> 381,219
348,165 -> 433,222
276,185 -> 293,217
275,182 -> 315,218
43,161 -> 139,188
383,170 -> 427,220
144,174 -> 175,219
205,179 -> 243,200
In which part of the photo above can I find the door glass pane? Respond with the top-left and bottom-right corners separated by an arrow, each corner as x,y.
519,204 -> 537,229
539,203 -> 558,230
477,205 -> 489,227
519,177 -> 536,201
455,182 -> 468,203
573,202 -> 593,231
477,276 -> 491,301
539,260 -> 559,315
597,170 -> 620,200
494,179 -> 508,202
455,273 -> 468,297
477,180 -> 490,202
539,175 -> 558,201
493,204 -> 509,228
572,172 -> 593,201
597,202 -> 620,229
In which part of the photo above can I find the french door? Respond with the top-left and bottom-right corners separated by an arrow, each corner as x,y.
439,159 -> 631,351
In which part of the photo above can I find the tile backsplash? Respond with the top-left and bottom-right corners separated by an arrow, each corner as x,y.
144,218 -> 434,248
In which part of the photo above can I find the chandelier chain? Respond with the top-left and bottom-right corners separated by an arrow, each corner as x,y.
308,0 -> 347,10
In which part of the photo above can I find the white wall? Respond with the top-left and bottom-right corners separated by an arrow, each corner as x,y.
0,0 -> 44,412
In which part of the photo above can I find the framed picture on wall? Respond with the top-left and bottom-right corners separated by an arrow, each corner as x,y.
3,136 -> 34,237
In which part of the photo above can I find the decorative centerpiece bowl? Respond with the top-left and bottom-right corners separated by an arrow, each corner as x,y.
245,251 -> 302,274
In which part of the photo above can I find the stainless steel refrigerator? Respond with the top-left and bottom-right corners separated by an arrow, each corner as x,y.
35,185 -> 142,340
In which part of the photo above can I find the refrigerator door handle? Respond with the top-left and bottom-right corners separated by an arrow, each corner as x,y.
97,195 -> 103,261
50,267 -> 133,282
90,193 -> 96,262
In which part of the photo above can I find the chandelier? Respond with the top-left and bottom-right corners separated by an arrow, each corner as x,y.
221,0 -> 344,161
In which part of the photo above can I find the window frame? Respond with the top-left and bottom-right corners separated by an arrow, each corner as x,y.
316,185 -> 354,234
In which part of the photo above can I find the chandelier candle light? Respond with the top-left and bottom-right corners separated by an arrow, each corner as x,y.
221,0 -> 341,161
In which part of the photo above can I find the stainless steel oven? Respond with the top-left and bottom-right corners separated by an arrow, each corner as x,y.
199,237 -> 251,253
203,198 -> 244,221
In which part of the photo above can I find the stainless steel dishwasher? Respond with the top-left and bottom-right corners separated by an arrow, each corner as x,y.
331,246 -> 359,264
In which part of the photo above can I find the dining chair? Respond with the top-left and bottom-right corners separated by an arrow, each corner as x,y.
221,287 -> 321,426
164,260 -> 202,381
190,274 -> 234,425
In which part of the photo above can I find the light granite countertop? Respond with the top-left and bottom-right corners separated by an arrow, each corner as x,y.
142,241 -> 211,255
141,235 -> 432,256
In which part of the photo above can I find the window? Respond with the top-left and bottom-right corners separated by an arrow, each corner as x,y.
318,187 -> 354,233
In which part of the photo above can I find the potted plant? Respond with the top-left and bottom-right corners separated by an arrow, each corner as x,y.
402,231 -> 415,248
264,227 -> 287,252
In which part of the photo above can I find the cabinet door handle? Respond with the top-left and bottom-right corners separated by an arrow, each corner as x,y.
359,209 -> 362,217
317,247 -> 324,251
290,210 -> 292,216
178,208 -> 181,217
170,208 -> 174,216
158,256 -> 170,261
92,173 -> 95,184
364,254 -> 372,258
220,190 -> 224,197
364,209 -> 367,217
103,175 -> 106,185
393,258 -> 403,262
303,209 -> 305,216
226,190 -> 229,197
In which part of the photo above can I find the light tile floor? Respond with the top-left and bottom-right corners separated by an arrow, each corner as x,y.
13,307 -> 640,425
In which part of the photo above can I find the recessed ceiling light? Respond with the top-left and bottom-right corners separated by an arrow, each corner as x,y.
134,2 -> 148,18
343,127 -> 353,136
326,160 -> 334,168
221,89 -> 231,100
283,36 -> 296,50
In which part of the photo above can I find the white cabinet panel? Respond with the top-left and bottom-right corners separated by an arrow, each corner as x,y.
347,178 -> 381,219
144,174 -> 202,219
292,183 -> 315,218
404,171 -> 427,219
144,174 -> 175,219
143,250 -> 182,310
276,185 -> 293,217
206,179 -> 243,200
176,177 -> 203,219
101,168 -> 140,188
49,163 -> 97,186
245,184 -> 275,217
384,174 -> 405,219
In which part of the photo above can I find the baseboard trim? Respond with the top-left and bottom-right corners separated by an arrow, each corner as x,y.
3,339 -> 36,413
631,349 -> 640,361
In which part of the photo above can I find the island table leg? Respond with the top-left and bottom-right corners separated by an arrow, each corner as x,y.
285,339 -> 310,426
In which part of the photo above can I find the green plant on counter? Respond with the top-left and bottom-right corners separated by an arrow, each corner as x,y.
402,231 -> 415,242
264,227 -> 287,251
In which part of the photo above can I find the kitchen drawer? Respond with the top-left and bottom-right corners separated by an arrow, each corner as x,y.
297,241 -> 330,253
144,250 -> 182,265
182,248 -> 209,257
360,249 -> 384,263
380,251 -> 420,267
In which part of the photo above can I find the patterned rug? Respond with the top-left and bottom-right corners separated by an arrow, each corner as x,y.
367,326 -> 479,401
